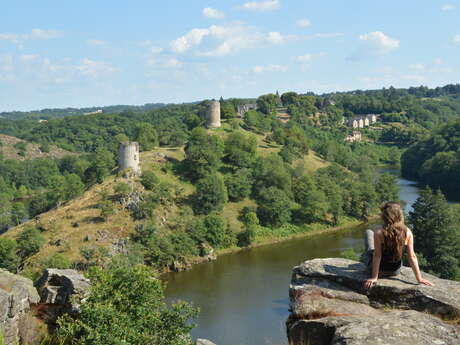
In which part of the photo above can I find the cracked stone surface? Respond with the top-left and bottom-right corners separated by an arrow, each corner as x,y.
287,258 -> 460,345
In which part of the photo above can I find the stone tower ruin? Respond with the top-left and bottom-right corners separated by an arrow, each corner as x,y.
206,100 -> 221,129
118,141 -> 141,176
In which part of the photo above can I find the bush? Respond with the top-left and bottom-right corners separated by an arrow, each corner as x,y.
0,238 -> 19,271
193,173 -> 228,215
141,171 -> 160,191
45,253 -> 71,269
16,226 -> 44,259
56,263 -> 198,345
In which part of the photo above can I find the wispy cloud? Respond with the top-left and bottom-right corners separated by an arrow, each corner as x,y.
86,39 -> 108,46
253,64 -> 287,73
296,18 -> 311,28
441,4 -> 456,11
203,7 -> 225,19
0,28 -> 63,48
454,35 -> 460,44
239,0 -> 280,11
76,58 -> 117,79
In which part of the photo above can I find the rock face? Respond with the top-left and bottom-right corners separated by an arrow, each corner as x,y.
196,339 -> 217,345
0,269 -> 40,345
287,258 -> 460,345
35,269 -> 90,315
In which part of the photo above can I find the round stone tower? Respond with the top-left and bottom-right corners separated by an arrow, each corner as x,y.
206,100 -> 221,129
118,141 -> 141,176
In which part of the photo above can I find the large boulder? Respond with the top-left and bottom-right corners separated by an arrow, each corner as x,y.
35,269 -> 90,316
287,258 -> 460,345
0,269 -> 40,345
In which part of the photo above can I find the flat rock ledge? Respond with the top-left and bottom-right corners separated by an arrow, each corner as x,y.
287,258 -> 460,345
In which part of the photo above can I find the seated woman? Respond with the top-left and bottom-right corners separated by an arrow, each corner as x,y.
362,201 -> 434,289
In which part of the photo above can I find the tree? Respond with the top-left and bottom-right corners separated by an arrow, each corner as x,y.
184,128 -> 224,180
224,131 -> 257,168
224,169 -> 253,201
141,171 -> 160,191
56,263 -> 198,345
292,175 -> 328,223
375,173 -> 399,203
11,202 -> 28,225
135,122 -> 159,151
408,188 -> 460,279
193,173 -> 228,214
256,187 -> 293,227
0,238 -> 19,271
257,94 -> 278,114
16,226 -> 44,259
220,101 -> 236,119
85,148 -> 115,184
202,213 -> 227,248
252,154 -> 292,196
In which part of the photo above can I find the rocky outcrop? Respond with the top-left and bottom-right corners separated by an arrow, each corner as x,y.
287,258 -> 460,345
35,269 -> 90,317
0,269 -> 40,345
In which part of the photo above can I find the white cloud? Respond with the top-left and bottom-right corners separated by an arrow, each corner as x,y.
253,64 -> 287,73
434,58 -> 443,65
203,7 -> 225,19
170,24 -> 291,56
359,31 -> 400,53
164,58 -> 182,68
76,58 -> 116,78
454,35 -> 460,44
294,54 -> 313,64
19,54 -> 39,62
29,29 -> 62,40
296,18 -> 311,28
442,4 -> 455,11
267,31 -> 284,44
86,39 -> 108,46
409,63 -> 425,70
240,0 -> 280,11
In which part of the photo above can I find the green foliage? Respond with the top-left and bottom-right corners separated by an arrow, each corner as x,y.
340,248 -> 360,261
97,200 -> 116,220
220,100 -> 236,119
256,187 -> 293,227
293,175 -> 328,223
135,122 -> 159,151
237,211 -> 259,247
184,127 -> 224,180
85,148 -> 116,184
14,141 -> 27,156
193,173 -> 228,215
114,182 -> 132,198
256,93 -> 278,114
224,168 -> 253,201
408,188 -> 460,280
56,263 -> 198,345
16,226 -> 44,259
141,171 -> 160,190
375,173 -> 399,203
45,253 -> 71,269
11,202 -> 28,225
243,110 -> 273,132
252,154 -> 292,196
224,131 -> 257,168
0,237 -> 19,271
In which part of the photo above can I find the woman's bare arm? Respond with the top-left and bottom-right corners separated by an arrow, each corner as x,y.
406,230 -> 434,286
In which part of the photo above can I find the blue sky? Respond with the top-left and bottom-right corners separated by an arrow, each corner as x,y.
1,0 -> 459,111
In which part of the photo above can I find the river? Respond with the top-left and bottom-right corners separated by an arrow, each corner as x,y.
163,170 -> 423,345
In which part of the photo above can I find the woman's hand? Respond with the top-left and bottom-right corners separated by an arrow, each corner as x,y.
363,277 -> 377,289
417,278 -> 434,286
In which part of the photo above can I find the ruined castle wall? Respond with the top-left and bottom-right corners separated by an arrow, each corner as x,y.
206,100 -> 221,128
118,142 -> 141,176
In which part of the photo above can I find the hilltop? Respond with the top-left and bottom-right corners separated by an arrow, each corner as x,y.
2,124 -> 332,277
0,134 -> 74,161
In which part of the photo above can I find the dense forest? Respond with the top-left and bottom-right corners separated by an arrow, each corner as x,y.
0,84 -> 460,344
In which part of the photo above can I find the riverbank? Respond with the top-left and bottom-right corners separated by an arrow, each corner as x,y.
170,215 -> 380,273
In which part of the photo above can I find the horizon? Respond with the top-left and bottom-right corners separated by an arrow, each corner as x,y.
1,0 -> 459,112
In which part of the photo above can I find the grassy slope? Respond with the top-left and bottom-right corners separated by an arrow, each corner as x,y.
2,123 -> 329,275
0,134 -> 74,161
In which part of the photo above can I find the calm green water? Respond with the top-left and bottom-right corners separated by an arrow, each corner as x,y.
163,171 -> 423,345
